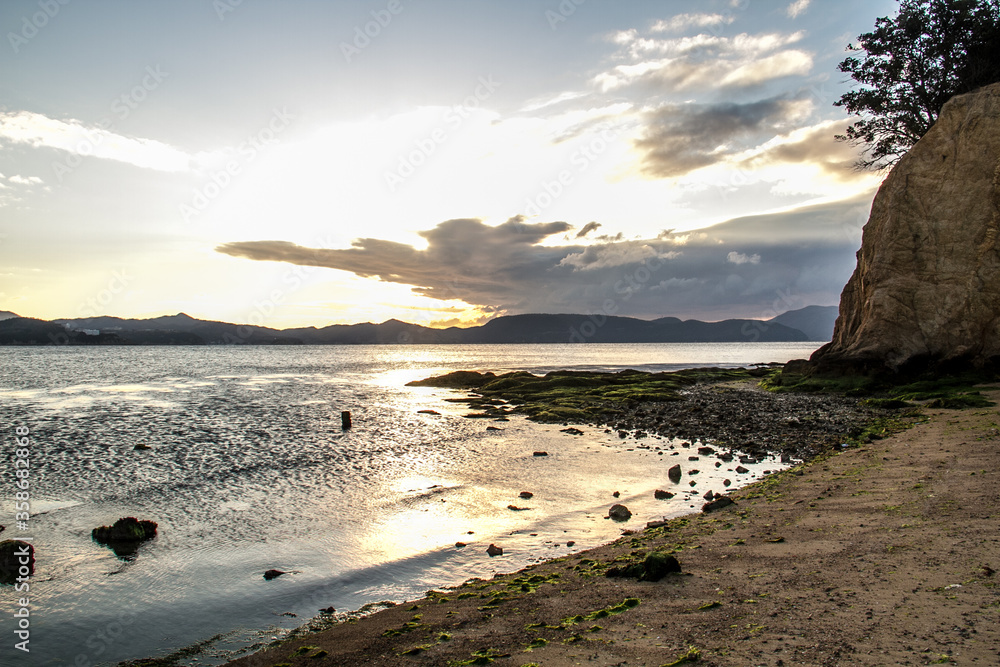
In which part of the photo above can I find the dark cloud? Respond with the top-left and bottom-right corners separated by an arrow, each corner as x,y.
216,198 -> 869,321
575,221 -> 602,238
739,123 -> 860,177
635,96 -> 804,178
218,216 -> 573,307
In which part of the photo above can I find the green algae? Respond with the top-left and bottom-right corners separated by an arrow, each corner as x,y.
408,367 -> 755,423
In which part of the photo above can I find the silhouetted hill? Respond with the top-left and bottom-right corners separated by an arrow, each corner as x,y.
767,306 -> 839,342
456,314 -> 807,343
0,318 -> 127,345
0,311 -> 19,321
0,310 -> 822,346
56,313 -> 302,345
285,319 -> 465,345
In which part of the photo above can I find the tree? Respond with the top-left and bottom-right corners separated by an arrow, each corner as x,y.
835,0 -> 1000,170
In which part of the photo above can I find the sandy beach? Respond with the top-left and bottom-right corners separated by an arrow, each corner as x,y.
219,386 -> 1000,667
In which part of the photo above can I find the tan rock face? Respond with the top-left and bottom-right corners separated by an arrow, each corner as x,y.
813,82 -> 1000,373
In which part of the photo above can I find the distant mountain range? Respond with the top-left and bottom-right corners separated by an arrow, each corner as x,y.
768,305 -> 840,343
0,306 -> 838,345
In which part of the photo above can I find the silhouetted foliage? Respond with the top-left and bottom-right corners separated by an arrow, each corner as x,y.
835,0 -> 1000,170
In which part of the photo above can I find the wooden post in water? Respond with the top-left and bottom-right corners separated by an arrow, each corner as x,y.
341,411 -> 352,430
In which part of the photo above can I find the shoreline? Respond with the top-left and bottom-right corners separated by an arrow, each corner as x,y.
214,384 -> 1000,667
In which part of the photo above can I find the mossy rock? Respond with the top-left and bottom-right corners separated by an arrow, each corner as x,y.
0,540 -> 34,585
92,517 -> 158,561
605,562 -> 645,579
535,374 -> 607,388
526,406 -> 592,422
405,371 -> 496,388
93,517 -> 158,543
481,375 -> 538,391
605,552 -> 680,582
640,552 -> 681,581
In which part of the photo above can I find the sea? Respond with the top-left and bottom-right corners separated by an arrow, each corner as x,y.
0,342 -> 821,666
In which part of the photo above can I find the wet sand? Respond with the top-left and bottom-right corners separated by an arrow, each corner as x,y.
221,386 -> 1000,666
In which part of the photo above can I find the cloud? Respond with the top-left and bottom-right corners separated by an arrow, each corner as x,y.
727,251 -> 761,265
575,221 -> 602,238
0,110 -> 192,173
559,243 -> 680,271
216,198 -> 869,322
217,216 -> 574,307
650,13 -> 734,34
786,0 -> 811,18
520,90 -> 589,113
718,50 -> 813,87
594,31 -> 810,92
737,121 -> 860,177
8,175 -> 43,185
634,96 -> 810,178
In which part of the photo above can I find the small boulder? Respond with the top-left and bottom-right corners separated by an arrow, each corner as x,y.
134,444 -> 152,451
263,569 -> 287,580
608,504 -> 632,521
605,562 -> 644,579
723,478 -> 732,486
92,517 -> 157,543
319,606 -> 336,613
560,427 -> 584,435
455,542 -> 467,548
486,426 -> 502,431
641,552 -> 682,581
0,540 -> 33,585
532,451 -> 548,457
518,491 -> 534,499
735,465 -> 750,474
612,491 -> 620,498
697,446 -> 716,455
92,517 -> 157,560
667,464 -> 682,483
507,505 -> 531,511
417,409 -> 440,415
606,552 -> 681,581
566,541 -> 575,547
486,544 -> 503,557
654,489 -> 675,500
703,490 -> 714,501
702,496 -> 736,512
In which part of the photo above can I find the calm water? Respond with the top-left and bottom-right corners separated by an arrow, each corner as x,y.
0,343 -> 819,666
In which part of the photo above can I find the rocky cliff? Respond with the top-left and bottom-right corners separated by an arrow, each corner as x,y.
812,82 -> 1000,374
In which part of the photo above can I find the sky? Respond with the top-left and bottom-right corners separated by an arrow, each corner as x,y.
0,0 -> 897,329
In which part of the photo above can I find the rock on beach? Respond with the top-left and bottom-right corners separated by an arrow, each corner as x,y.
608,504 -> 632,521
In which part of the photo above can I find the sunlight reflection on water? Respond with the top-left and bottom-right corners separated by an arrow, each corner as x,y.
0,343 -> 816,666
